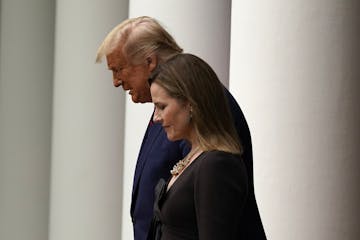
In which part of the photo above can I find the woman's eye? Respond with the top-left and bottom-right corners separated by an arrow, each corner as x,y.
158,105 -> 166,110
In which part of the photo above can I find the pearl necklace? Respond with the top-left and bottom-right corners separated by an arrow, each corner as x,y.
170,147 -> 200,176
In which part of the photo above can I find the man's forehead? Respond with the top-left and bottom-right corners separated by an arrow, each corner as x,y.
106,49 -> 127,66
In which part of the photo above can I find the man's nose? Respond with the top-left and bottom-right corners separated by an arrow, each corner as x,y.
112,76 -> 122,87
113,79 -> 122,87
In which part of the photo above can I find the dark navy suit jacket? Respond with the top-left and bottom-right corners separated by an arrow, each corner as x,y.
131,87 -> 266,240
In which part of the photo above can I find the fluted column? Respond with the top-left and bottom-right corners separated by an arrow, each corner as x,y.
121,1 -> 232,239
48,1 -> 128,240
230,1 -> 360,239
0,1 -> 55,240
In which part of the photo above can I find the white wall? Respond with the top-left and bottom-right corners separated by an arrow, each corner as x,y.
230,1 -> 360,239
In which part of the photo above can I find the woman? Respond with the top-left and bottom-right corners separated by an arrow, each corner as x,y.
147,53 -> 251,240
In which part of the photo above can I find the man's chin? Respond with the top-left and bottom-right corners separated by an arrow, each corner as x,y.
130,94 -> 151,104
131,95 -> 146,104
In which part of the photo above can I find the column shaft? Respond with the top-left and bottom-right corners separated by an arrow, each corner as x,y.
49,1 -> 128,240
230,1 -> 360,239
0,1 -> 55,240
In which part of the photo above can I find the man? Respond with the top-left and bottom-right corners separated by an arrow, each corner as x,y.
96,16 -> 266,240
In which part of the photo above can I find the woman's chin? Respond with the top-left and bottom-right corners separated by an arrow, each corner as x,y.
166,133 -> 179,142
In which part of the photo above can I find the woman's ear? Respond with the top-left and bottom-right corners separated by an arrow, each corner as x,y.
188,103 -> 193,120
187,102 -> 192,111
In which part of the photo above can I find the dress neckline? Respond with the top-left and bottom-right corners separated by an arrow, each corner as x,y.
166,151 -> 206,193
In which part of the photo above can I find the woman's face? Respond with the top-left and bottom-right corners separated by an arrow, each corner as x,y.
150,82 -> 192,141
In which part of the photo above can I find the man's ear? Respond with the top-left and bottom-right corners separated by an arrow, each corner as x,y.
147,54 -> 158,72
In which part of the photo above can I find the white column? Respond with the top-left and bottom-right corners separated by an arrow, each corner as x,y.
230,1 -> 360,239
49,1 -> 128,240
121,1 -> 232,239
0,1 -> 55,240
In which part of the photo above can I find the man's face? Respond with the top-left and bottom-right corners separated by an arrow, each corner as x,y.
106,48 -> 153,103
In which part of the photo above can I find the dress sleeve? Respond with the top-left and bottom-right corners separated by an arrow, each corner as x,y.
194,151 -> 248,240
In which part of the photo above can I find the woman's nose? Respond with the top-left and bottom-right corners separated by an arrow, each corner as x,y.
153,111 -> 161,123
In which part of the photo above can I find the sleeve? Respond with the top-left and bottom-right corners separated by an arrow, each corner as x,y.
194,152 -> 248,240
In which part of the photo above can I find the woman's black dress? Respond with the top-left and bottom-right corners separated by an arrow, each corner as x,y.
148,150 -> 265,240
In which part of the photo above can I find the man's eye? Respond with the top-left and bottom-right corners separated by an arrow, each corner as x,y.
115,67 -> 124,73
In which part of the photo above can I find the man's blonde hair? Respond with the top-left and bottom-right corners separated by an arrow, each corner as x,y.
96,16 -> 182,64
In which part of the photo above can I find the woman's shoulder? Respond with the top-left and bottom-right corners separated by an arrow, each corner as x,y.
195,150 -> 244,171
193,150 -> 248,189
201,150 -> 241,161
